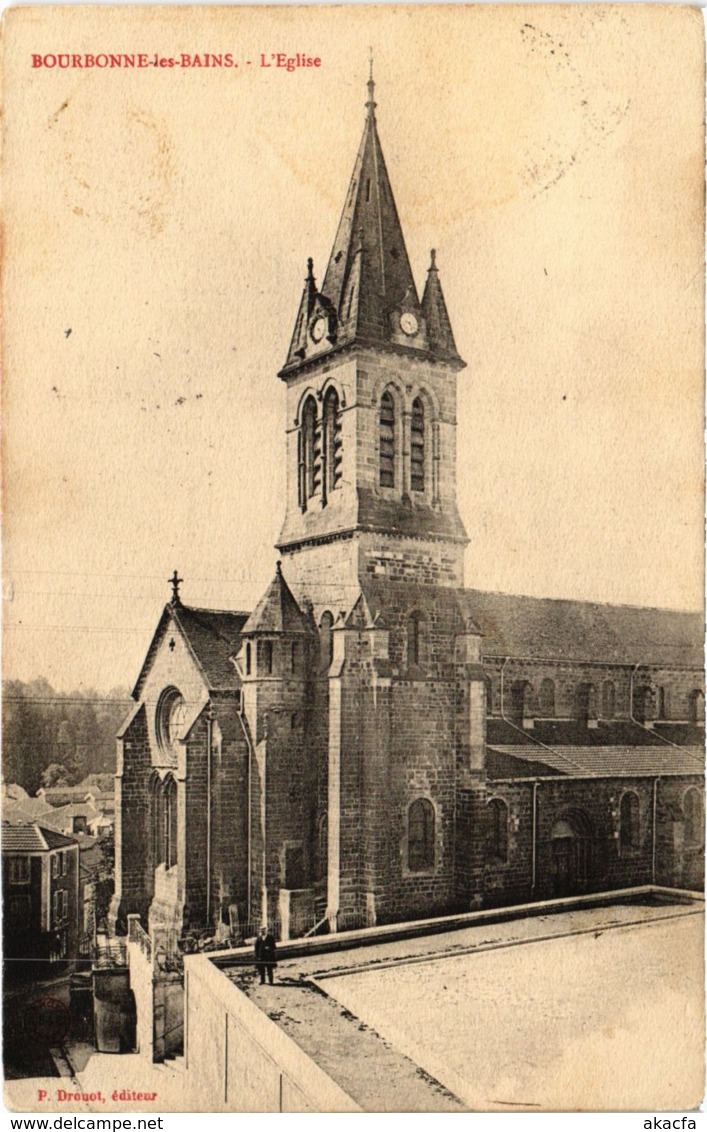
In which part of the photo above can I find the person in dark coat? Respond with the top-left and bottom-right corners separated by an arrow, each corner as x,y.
254,925 -> 277,985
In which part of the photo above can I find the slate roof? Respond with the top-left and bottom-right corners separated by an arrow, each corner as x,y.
40,826 -> 78,849
3,822 -> 77,852
459,589 -> 704,667
488,744 -> 704,779
173,605 -> 250,687
242,563 -> 310,635
486,718 -> 700,749
133,603 -> 250,697
39,803 -> 101,832
5,796 -> 52,820
39,788 -> 89,808
4,802 -> 51,826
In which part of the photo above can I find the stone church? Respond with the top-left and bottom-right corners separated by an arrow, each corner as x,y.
111,75 -> 704,944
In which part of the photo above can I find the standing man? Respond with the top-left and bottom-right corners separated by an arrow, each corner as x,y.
254,925 -> 277,985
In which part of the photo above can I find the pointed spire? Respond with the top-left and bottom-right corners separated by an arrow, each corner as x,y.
421,249 -> 461,361
242,562 -> 310,635
280,70 -> 465,375
318,67 -> 419,344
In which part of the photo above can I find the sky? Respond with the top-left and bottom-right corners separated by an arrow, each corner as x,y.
2,4 -> 705,692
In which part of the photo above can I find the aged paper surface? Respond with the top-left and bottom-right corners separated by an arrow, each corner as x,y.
2,3 -> 705,1116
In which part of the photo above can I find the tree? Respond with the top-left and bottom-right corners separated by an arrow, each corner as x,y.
41,763 -> 71,789
2,679 -> 131,792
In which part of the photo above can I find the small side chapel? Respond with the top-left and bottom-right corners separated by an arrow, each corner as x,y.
110,73 -> 704,944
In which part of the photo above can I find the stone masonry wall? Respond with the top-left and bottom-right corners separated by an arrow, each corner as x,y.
113,706 -> 153,928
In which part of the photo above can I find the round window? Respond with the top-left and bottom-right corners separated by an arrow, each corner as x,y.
157,687 -> 187,752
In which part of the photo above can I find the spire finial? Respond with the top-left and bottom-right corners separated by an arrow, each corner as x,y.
169,569 -> 183,605
306,257 -> 314,279
276,560 -> 283,576
428,248 -> 438,272
366,49 -> 376,119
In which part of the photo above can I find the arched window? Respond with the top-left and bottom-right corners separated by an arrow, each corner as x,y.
486,798 -> 509,863
511,680 -> 533,726
576,683 -> 598,725
410,397 -> 425,492
620,791 -> 640,853
379,391 -> 395,488
156,687 -> 187,754
657,686 -> 668,720
406,610 -> 424,668
164,777 -> 178,870
539,678 -> 555,717
684,788 -> 704,848
319,611 -> 334,671
322,387 -> 342,501
291,641 -> 299,673
408,798 -> 435,872
602,681 -> 616,719
688,689 -> 705,724
245,642 -> 252,676
262,640 -> 273,675
634,685 -> 655,725
298,396 -> 319,508
151,776 -> 165,867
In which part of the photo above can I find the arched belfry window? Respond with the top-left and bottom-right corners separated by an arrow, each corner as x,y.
298,396 -> 319,509
410,397 -> 425,492
620,791 -> 640,853
379,391 -> 395,488
408,798 -> 435,872
322,387 -> 342,501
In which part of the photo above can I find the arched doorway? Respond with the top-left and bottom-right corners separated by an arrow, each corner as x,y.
550,810 -> 593,896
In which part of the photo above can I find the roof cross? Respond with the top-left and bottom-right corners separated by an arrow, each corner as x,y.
169,569 -> 183,605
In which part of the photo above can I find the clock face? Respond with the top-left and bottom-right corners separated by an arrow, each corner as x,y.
400,312 -> 419,336
311,316 -> 327,343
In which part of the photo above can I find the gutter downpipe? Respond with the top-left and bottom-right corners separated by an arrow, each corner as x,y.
652,776 -> 660,885
237,703 -> 254,925
262,712 -> 268,926
532,779 -> 539,894
206,704 -> 213,928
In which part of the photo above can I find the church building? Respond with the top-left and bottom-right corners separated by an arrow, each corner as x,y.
111,74 -> 704,945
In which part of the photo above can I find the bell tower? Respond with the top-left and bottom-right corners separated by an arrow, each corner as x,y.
277,70 -> 468,595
